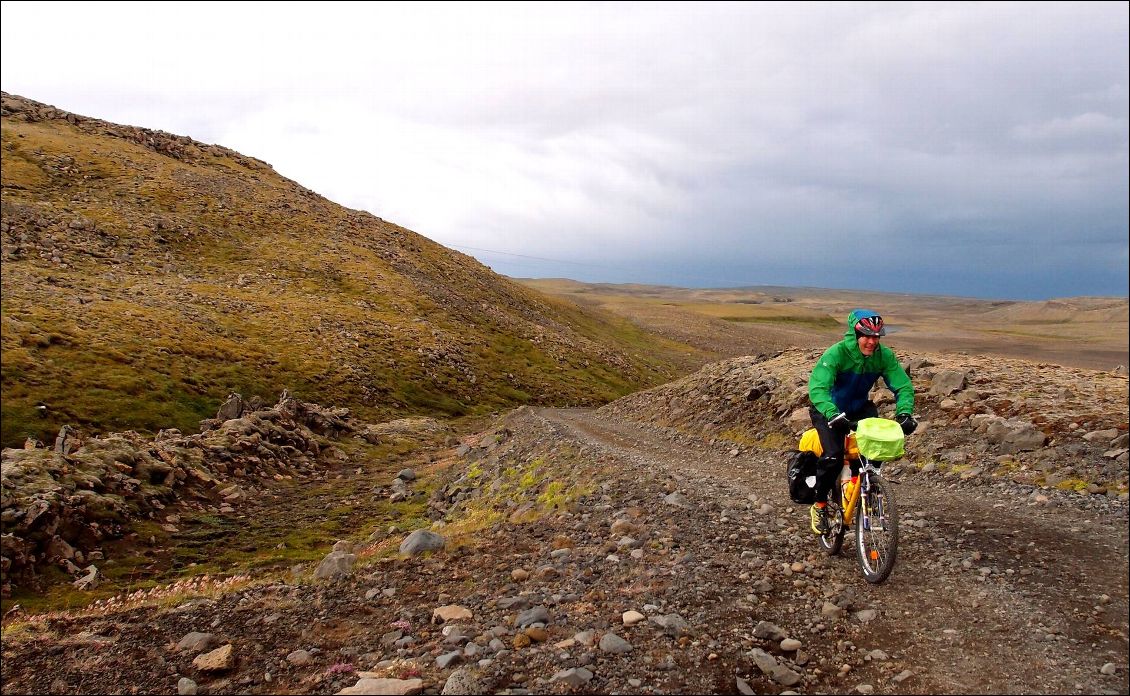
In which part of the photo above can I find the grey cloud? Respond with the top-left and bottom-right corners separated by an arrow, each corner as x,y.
1,2 -> 1125,299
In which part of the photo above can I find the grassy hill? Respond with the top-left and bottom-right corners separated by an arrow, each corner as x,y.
0,93 -> 705,448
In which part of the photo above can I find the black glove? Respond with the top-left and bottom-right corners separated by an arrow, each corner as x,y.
896,413 -> 918,435
828,412 -> 855,436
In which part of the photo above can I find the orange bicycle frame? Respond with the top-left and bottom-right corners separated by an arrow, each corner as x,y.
841,469 -> 861,525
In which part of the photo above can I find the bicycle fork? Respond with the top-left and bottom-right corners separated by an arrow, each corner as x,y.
856,475 -> 885,532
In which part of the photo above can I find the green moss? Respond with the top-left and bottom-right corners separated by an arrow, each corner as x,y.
393,383 -> 470,417
536,478 -> 593,511
912,456 -> 941,471
519,462 -> 542,489
1054,478 -> 1091,493
0,401 -> 44,449
537,480 -> 566,506
720,428 -> 759,446
437,506 -> 503,541
755,432 -> 792,450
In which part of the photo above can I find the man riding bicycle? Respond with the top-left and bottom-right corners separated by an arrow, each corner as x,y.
807,309 -> 916,535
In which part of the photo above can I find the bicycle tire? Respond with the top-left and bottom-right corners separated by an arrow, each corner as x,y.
855,474 -> 898,583
818,492 -> 846,556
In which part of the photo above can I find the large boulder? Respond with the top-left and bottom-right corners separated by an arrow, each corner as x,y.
982,417 -> 1048,453
399,529 -> 446,555
929,370 -> 968,396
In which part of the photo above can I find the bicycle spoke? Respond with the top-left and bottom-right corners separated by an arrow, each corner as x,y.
819,497 -> 846,556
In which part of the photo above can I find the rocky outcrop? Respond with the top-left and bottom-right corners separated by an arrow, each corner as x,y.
1,392 -> 373,594
600,348 -> 1128,495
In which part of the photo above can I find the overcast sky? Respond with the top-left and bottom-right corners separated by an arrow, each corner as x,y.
2,1 -> 1127,300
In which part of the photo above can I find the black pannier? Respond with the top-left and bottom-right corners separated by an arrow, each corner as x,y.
786,450 -> 819,504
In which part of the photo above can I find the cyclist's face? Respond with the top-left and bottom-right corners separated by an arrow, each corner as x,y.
857,334 -> 880,356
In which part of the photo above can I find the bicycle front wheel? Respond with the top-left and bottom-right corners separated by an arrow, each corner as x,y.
855,475 -> 898,583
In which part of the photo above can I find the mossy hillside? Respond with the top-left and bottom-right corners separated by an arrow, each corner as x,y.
2,263 -> 677,445
2,94 -> 692,448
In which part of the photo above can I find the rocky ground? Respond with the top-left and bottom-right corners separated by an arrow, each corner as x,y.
1,349 -> 1127,695
0,391 -> 429,596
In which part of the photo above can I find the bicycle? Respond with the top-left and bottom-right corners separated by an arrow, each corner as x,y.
817,418 -> 903,584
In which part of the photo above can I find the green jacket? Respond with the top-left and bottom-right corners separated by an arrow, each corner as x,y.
808,312 -> 914,420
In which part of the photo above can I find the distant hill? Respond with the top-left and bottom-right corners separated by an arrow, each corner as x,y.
977,298 -> 1130,325
517,279 -> 1129,371
0,93 -> 701,448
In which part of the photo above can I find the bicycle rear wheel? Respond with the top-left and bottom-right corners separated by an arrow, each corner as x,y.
855,474 -> 898,583
818,494 -> 846,556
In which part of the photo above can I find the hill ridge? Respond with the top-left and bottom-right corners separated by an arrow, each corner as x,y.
1,92 -> 697,449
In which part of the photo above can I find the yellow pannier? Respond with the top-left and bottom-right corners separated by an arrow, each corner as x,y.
798,428 -> 859,458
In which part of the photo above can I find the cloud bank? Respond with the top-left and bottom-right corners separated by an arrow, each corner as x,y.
2,1 -> 1127,299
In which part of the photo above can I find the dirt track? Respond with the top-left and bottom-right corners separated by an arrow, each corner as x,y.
539,407 -> 1130,694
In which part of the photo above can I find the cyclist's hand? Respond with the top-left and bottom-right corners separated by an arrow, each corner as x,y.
896,413 -> 918,435
828,412 -> 854,436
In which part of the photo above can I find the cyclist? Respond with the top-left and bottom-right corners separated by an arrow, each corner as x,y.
807,309 -> 916,534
